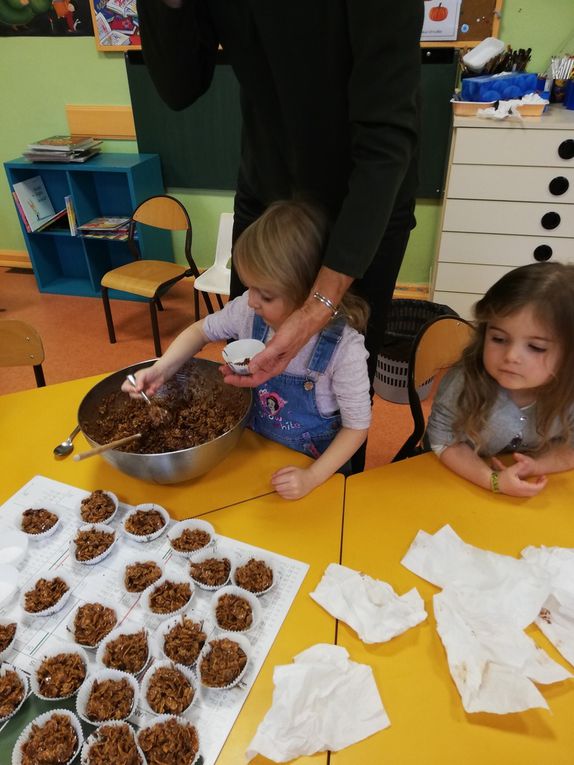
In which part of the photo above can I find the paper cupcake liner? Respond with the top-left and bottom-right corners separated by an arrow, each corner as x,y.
231,551 -> 278,597
122,503 -> 170,544
188,544 -> 236,591
18,504 -> 62,541
71,523 -> 117,566
120,553 -> 165,596
140,659 -> 200,717
30,643 -> 89,702
76,668 -> 139,725
167,519 -> 216,560
78,489 -> 119,526
154,609 -> 214,667
136,714 -> 201,765
11,708 -> 83,765
81,720 -> 145,765
197,631 -> 251,691
0,663 -> 29,724
0,618 -> 18,661
96,624 -> 152,677
20,568 -> 74,618
140,575 -> 195,620
67,598 -> 119,649
211,585 -> 262,635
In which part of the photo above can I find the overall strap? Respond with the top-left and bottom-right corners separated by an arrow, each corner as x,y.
252,313 -> 270,342
307,317 -> 346,375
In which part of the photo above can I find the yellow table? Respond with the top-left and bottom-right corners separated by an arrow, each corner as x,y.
334,453 -> 574,765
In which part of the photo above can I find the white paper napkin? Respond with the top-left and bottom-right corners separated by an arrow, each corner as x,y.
309,563 -> 426,644
245,644 -> 389,762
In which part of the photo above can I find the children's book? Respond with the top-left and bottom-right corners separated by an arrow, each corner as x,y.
78,215 -> 131,231
26,135 -> 98,153
12,176 -> 60,232
12,192 -> 31,233
64,195 -> 77,236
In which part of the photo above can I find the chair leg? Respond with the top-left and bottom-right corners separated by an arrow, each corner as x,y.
194,289 -> 200,322
216,294 -> 224,310
33,364 -> 46,388
149,300 -> 162,357
101,287 -> 117,344
202,292 -> 215,315
157,297 -> 164,311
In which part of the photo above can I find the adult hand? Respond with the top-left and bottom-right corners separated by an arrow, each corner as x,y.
120,366 -> 166,398
496,461 -> 547,497
271,466 -> 319,500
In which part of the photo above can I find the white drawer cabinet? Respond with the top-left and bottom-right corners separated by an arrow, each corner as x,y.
431,106 -> 574,319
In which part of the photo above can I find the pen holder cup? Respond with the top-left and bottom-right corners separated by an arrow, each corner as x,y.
551,79 -> 568,103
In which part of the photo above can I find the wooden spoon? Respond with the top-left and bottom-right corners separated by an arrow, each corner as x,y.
73,433 -> 142,461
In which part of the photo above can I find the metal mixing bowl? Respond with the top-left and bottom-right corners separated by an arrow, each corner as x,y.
78,359 -> 252,484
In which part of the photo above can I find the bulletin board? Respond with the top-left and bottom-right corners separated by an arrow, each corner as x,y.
426,0 -> 503,48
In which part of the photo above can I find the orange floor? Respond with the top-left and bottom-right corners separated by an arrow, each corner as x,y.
0,266 -> 432,468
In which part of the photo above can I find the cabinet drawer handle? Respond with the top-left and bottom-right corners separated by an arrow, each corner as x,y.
558,139 -> 574,160
548,176 -> 569,196
533,244 -> 553,262
541,212 -> 561,230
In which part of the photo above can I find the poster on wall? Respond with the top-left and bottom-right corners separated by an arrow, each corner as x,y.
0,0 -> 93,35
89,0 -> 140,51
421,0 -> 462,41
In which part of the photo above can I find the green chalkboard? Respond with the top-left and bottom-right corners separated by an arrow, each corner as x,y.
126,48 -> 458,198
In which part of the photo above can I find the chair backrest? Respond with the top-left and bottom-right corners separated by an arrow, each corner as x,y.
0,319 -> 46,387
392,315 -> 474,461
214,212 -> 234,269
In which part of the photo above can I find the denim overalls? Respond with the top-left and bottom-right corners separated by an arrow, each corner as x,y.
248,313 -> 345,459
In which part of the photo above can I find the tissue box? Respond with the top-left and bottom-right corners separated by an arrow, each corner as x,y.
461,72 -> 538,102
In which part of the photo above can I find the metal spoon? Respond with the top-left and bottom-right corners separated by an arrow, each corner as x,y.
53,424 -> 81,458
126,373 -> 152,405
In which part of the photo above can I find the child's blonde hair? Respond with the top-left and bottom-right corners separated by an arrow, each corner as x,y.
455,262 -> 574,453
233,200 -> 369,333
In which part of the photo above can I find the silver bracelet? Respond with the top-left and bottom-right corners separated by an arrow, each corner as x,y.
313,291 -> 339,317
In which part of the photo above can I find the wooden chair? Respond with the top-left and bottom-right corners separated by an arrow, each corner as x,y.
101,195 -> 214,357
0,319 -> 46,387
193,212 -> 233,311
392,315 -> 474,462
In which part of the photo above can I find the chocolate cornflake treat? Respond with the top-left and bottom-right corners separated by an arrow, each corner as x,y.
138,718 -> 199,765
0,670 -> 24,718
148,581 -> 192,614
86,723 -> 143,765
124,509 -> 165,537
74,528 -> 115,562
80,491 -> 116,524
21,508 -> 58,535
235,558 -> 274,593
74,603 -> 117,647
24,577 -> 69,614
37,653 -> 86,698
20,713 -> 78,765
163,616 -> 206,666
124,561 -> 162,593
171,528 -> 211,553
215,594 -> 253,631
103,630 -> 148,674
86,678 -> 134,722
0,622 -> 17,652
146,666 -> 194,714
200,638 -> 247,688
189,557 -> 231,587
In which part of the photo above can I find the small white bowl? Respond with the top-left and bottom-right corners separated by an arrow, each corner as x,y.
222,339 -> 265,375
0,529 -> 28,568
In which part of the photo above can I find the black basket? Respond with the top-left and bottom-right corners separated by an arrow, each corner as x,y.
381,299 -> 459,363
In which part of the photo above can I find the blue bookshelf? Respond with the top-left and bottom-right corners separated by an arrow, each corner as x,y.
4,154 -> 170,298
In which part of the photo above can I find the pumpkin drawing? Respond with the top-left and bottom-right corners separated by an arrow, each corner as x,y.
429,3 -> 448,22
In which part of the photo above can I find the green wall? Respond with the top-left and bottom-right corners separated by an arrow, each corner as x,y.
1,0 -> 573,279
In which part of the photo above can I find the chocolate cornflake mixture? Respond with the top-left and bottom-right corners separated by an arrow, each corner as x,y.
171,528 -> 211,553
0,622 -> 17,652
74,528 -> 115,562
20,713 -> 78,765
163,616 -> 206,666
216,594 -> 253,631
21,508 -> 58,535
74,603 -> 117,647
103,630 -> 148,674
235,558 -> 274,593
124,509 -> 165,537
81,360 -> 250,454
86,723 -> 143,765
24,577 -> 69,613
200,638 -> 247,688
86,678 -> 134,722
124,561 -> 162,593
80,490 -> 116,524
138,718 -> 199,765
146,666 -> 194,714
37,653 -> 86,698
189,557 -> 231,587
0,670 -> 24,718
148,581 -> 192,614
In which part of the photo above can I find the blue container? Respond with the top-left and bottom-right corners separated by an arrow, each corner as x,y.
461,72 -> 538,102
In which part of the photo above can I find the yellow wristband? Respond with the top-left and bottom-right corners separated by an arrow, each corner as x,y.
490,471 -> 500,493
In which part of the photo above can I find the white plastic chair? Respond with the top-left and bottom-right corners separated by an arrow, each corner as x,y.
194,212 -> 233,310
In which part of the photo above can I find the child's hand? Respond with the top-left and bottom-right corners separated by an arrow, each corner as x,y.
492,452 -> 539,479
121,366 -> 165,398
497,461 -> 548,497
271,466 -> 319,500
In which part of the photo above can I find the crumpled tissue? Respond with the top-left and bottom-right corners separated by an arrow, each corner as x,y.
245,644 -> 389,762
309,563 -> 426,643
477,93 -> 546,120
